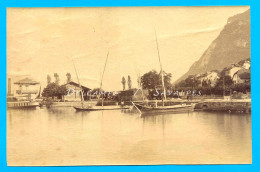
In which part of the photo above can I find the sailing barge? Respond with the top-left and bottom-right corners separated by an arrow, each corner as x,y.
132,29 -> 195,114
132,102 -> 194,114
74,105 -> 130,111
72,52 -> 130,111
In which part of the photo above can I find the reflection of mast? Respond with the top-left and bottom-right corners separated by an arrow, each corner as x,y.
98,51 -> 109,107
72,59 -> 84,108
154,29 -> 166,106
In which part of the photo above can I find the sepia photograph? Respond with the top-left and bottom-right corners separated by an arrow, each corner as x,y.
6,6 -> 251,166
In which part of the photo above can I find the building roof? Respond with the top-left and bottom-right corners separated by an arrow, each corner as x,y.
14,78 -> 39,85
237,69 -> 250,80
65,81 -> 90,90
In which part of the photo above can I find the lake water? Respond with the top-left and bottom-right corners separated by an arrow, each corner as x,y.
7,107 -> 252,166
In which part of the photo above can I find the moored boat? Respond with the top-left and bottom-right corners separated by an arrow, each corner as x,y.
132,102 -> 194,114
72,51 -> 130,112
74,105 -> 130,111
131,30 -> 196,115
7,77 -> 40,109
7,97 -> 39,109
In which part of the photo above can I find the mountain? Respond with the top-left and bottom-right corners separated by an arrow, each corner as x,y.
175,9 -> 250,83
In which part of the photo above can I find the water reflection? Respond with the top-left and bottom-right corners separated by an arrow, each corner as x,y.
7,107 -> 251,166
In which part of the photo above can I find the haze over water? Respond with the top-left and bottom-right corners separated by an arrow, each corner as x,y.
7,107 -> 252,165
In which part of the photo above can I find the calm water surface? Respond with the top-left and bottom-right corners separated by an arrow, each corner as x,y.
7,107 -> 252,165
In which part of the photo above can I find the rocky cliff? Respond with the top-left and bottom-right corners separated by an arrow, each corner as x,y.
176,9 -> 250,83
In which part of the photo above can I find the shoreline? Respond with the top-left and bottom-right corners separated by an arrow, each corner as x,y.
48,99 -> 251,113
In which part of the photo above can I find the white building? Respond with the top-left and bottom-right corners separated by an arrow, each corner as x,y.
227,60 -> 251,83
198,71 -> 220,87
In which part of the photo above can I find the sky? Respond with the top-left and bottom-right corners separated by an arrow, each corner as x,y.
7,6 -> 249,91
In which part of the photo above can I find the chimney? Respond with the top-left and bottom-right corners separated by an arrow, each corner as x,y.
8,78 -> 11,96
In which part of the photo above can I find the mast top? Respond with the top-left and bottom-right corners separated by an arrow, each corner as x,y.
154,29 -> 167,103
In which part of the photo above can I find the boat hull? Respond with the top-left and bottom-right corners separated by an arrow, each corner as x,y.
74,105 -> 130,111
133,102 -> 194,114
7,101 -> 39,109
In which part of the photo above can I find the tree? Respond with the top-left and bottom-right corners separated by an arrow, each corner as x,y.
214,75 -> 233,95
141,70 -> 159,89
47,75 -> 51,85
159,71 -> 172,89
202,79 -> 211,88
127,75 -> 132,90
141,70 -> 172,90
42,83 -> 67,99
231,82 -> 250,93
54,73 -> 60,85
57,85 -> 68,99
42,83 -> 57,98
177,75 -> 199,88
202,79 -> 207,87
215,72 -> 233,89
209,68 -> 233,95
121,77 -> 126,90
90,88 -> 105,96
66,73 -> 71,83
208,80 -> 212,87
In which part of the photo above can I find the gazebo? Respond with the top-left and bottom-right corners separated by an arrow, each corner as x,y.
14,78 -> 40,99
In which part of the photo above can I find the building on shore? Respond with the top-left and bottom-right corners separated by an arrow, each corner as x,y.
197,71 -> 220,87
7,77 -> 40,109
232,68 -> 250,84
63,81 -> 90,101
11,77 -> 40,100
227,59 -> 251,84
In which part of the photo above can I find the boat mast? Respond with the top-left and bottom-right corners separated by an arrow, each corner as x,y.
138,73 -> 145,101
72,59 -> 84,108
98,51 -> 109,107
154,29 -> 167,106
